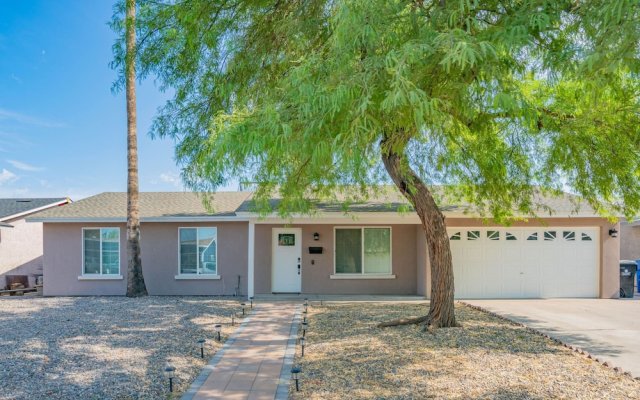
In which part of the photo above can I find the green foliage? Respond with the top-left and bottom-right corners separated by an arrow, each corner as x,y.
112,0 -> 640,220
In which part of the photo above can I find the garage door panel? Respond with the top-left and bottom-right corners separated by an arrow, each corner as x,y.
448,227 -> 598,299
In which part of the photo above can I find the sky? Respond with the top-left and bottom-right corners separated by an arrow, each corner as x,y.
0,1 -> 234,200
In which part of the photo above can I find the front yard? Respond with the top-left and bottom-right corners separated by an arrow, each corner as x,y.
290,302 -> 640,399
0,297 -> 242,400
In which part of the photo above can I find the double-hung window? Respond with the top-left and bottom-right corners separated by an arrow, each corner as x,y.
83,228 -> 120,275
335,227 -> 392,275
179,227 -> 217,275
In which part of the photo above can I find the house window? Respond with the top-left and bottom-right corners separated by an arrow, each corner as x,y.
83,228 -> 120,275
335,227 -> 391,275
179,228 -> 217,275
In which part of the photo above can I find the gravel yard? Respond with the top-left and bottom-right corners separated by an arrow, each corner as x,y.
0,296 -> 243,400
291,302 -> 640,399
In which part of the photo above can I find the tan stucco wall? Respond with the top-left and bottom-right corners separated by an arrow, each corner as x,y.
442,217 -> 620,299
141,222 -> 248,296
621,222 -> 640,261
0,217 -> 45,288
43,222 -> 248,296
254,224 -> 418,295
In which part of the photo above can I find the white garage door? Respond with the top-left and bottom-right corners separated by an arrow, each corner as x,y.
448,227 -> 599,299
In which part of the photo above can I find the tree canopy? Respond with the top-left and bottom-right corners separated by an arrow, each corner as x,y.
112,0 -> 640,220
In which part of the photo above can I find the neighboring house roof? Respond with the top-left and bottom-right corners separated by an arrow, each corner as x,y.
26,188 -> 599,223
0,198 -> 70,222
0,222 -> 13,228
27,192 -> 253,222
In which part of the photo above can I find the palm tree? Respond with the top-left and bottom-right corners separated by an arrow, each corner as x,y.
125,0 -> 147,297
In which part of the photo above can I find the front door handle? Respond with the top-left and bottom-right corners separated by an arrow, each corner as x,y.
297,264 -> 301,275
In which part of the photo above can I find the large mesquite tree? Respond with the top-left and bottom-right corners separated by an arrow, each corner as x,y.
112,0 -> 640,327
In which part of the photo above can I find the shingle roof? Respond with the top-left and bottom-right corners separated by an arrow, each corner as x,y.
26,188 -> 597,222
28,192 -> 253,221
0,198 -> 69,220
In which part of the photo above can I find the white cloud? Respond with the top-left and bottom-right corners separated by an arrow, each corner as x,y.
7,159 -> 43,172
0,169 -> 17,185
0,108 -> 65,128
159,172 -> 183,189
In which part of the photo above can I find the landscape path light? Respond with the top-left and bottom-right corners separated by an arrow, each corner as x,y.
231,312 -> 235,326
301,321 -> 308,338
250,296 -> 254,309
214,324 -> 222,342
197,339 -> 206,358
241,303 -> 246,316
299,336 -> 306,356
291,367 -> 301,391
164,364 -> 176,392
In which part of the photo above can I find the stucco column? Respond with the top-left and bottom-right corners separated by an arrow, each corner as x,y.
248,220 -> 255,298
601,222 -> 621,298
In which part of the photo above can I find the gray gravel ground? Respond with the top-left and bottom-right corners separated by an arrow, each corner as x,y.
0,296 -> 244,400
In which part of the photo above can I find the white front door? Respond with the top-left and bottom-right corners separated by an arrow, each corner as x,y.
272,228 -> 302,293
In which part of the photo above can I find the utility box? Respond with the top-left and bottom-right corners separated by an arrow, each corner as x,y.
619,260 -> 637,298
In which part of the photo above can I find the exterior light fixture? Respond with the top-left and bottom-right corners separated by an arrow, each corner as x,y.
301,321 -> 308,338
299,336 -> 306,356
291,367 -> 301,391
197,339 -> 206,358
250,296 -> 254,309
231,312 -> 235,326
214,324 -> 222,341
302,310 -> 308,323
241,303 -> 246,316
303,299 -> 308,313
609,228 -> 619,238
164,364 -> 176,392
313,232 -> 320,241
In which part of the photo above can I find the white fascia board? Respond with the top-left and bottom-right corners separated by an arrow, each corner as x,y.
2,199 -> 70,223
28,216 -> 250,223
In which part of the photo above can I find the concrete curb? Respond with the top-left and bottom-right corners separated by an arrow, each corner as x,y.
275,304 -> 302,400
459,301 -> 639,380
180,308 -> 256,400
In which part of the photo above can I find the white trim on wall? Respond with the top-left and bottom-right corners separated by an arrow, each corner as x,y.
247,221 -> 255,297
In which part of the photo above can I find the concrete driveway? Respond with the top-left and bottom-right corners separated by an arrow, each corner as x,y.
465,299 -> 640,378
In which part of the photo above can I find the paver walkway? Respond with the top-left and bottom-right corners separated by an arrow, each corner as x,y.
187,302 -> 299,400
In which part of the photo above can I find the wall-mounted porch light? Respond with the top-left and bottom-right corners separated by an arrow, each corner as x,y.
609,228 -> 619,238
313,232 -> 320,241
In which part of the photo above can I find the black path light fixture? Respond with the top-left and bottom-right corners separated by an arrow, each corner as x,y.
299,335 -> 306,357
302,309 -> 308,323
231,311 -> 235,326
214,324 -> 222,342
609,228 -> 619,238
303,298 -> 309,313
291,367 -> 302,391
197,339 -> 206,358
301,321 -> 308,338
164,364 -> 176,392
241,302 -> 246,316
250,296 -> 254,309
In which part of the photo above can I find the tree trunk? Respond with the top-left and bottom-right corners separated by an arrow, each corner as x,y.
125,0 -> 147,297
379,135 -> 456,328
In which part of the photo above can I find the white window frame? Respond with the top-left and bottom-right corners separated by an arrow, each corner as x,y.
80,227 -> 122,279
331,226 -> 395,279
176,227 -> 220,280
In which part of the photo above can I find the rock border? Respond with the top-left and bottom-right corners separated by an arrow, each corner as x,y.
459,301 -> 640,381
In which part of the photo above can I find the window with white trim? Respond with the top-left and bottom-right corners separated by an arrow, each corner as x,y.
179,227 -> 217,275
335,227 -> 391,275
83,228 -> 120,275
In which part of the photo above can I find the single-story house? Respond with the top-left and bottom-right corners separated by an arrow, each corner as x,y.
1,197 -> 71,288
27,191 -> 621,299
621,220 -> 640,261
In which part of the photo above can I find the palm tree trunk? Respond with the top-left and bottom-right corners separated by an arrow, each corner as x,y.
125,0 -> 147,297
378,135 -> 456,328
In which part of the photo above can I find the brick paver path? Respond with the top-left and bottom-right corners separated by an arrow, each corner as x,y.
189,302 -> 298,400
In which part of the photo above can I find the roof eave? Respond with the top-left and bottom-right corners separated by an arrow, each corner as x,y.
1,199 -> 70,222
